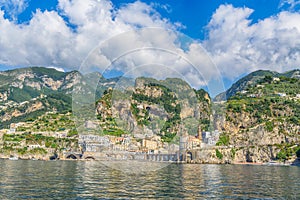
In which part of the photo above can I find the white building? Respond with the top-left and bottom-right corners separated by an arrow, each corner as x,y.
202,130 -> 220,146
277,93 -> 286,97
79,134 -> 111,152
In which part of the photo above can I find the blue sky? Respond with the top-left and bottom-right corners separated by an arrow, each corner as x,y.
0,0 -> 300,95
2,0 -> 289,39
111,0 -> 285,39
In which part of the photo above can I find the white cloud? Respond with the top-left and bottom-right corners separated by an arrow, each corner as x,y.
48,66 -> 65,72
0,0 -> 29,21
1,0 -> 215,90
1,1 -> 300,93
0,9 -> 73,67
80,27 -> 218,91
0,0 -> 175,69
204,4 -> 300,79
279,0 -> 300,10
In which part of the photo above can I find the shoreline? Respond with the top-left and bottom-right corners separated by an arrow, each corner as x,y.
1,156 -> 298,166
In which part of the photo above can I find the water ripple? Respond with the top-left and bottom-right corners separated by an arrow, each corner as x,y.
0,160 -> 299,199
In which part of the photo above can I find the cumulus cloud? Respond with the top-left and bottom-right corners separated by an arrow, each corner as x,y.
279,0 -> 300,10
0,0 -> 218,91
0,9 -> 73,67
1,1 -> 300,94
80,27 -> 218,91
204,4 -> 300,79
0,0 -> 29,21
0,0 -> 174,68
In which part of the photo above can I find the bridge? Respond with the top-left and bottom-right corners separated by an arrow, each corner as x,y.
101,151 -> 179,162
74,150 -> 182,162
64,150 -> 193,162
146,154 -> 177,162
64,152 -> 83,160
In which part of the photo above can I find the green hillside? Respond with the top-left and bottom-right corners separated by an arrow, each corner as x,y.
96,77 -> 211,143
220,74 -> 300,162
214,69 -> 300,101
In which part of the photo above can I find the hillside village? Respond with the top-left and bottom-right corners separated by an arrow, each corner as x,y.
0,110 -> 221,160
0,67 -> 299,164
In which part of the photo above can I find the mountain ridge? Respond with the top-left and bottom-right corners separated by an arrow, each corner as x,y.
0,66 -> 299,163
214,69 -> 300,101
0,67 -> 122,128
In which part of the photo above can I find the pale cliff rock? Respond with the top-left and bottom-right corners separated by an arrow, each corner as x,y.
25,101 -> 43,114
42,77 -> 63,90
0,91 -> 8,101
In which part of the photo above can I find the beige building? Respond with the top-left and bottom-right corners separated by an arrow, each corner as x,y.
142,139 -> 158,151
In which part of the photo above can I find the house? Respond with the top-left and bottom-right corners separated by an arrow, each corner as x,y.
256,84 -> 264,88
202,130 -> 220,146
277,93 -> 286,97
137,104 -> 143,109
7,128 -> 16,134
85,121 -> 97,129
142,139 -> 158,151
186,136 -> 201,149
79,134 -> 111,152
55,132 -> 67,138
79,134 -> 110,144
9,123 -> 26,130
28,144 -> 42,150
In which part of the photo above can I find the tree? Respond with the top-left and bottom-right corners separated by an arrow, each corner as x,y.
264,75 -> 273,83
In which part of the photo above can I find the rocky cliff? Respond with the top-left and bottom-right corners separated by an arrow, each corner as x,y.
214,69 -> 300,101
0,67 -> 123,129
95,77 -> 212,142
210,72 -> 300,163
1,67 -> 300,163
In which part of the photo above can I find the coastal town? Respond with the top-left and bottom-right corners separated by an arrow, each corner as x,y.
0,113 -> 221,161
1,68 -> 299,164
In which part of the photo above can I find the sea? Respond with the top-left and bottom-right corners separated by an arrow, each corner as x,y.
0,160 -> 299,199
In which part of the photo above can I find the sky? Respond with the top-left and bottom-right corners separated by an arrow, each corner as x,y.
0,0 -> 300,95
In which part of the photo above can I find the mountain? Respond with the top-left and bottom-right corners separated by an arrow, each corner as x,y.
1,66 -> 299,163
0,67 -> 129,129
95,77 -> 211,142
212,71 -> 300,163
0,67 -> 212,159
214,69 -> 300,101
0,66 -> 210,139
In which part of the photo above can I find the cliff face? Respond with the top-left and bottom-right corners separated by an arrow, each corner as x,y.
1,67 -> 300,163
96,77 -> 212,142
214,69 -> 300,101
0,67 -> 81,128
0,67 -> 118,129
210,72 -> 300,163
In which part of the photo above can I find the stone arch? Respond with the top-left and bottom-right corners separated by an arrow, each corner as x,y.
187,151 -> 193,161
66,154 -> 78,159
85,156 -> 95,160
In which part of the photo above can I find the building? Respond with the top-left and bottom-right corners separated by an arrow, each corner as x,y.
79,134 -> 110,152
142,139 -> 158,152
277,93 -> 286,97
7,123 -> 27,134
179,135 -> 201,150
27,144 -> 43,150
187,136 -> 201,149
85,121 -> 97,129
202,130 -> 220,146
